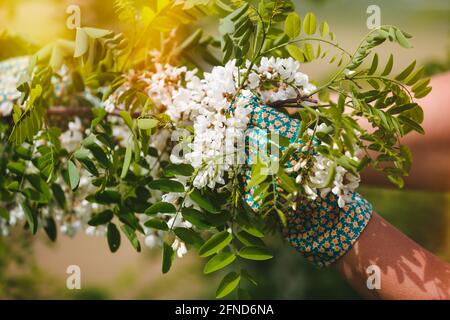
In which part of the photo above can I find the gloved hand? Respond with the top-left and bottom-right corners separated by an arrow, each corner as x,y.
232,95 -> 373,267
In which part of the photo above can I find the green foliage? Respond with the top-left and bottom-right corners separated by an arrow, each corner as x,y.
204,252 -> 236,274
216,271 -> 241,298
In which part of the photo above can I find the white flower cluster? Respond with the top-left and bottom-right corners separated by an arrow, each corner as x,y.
0,57 -> 28,117
0,57 -> 72,118
167,61 -> 253,189
287,124 -> 361,208
100,57 -> 318,183
247,57 -> 317,103
162,58 -> 317,189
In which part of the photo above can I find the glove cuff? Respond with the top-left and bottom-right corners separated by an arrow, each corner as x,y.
284,192 -> 373,267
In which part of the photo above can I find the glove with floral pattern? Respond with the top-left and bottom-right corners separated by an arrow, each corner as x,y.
233,95 -> 373,267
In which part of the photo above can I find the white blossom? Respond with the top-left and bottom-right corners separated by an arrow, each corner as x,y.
172,238 -> 188,258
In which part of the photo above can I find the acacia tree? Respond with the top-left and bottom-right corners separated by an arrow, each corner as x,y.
0,0 -> 430,298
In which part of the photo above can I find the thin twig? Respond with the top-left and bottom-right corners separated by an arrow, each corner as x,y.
268,96 -> 318,108
46,106 -> 141,118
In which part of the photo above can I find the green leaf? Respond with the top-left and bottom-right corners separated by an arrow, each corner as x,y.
22,203 -> 38,235
381,54 -> 394,76
368,53 -> 378,75
144,218 -> 169,231
36,145 -> 56,181
174,227 -> 204,249
204,252 -> 236,274
145,202 -> 176,215
6,181 -> 20,192
357,155 -> 372,172
181,207 -> 212,229
118,211 -> 144,234
414,86 -> 432,99
120,224 -> 141,252
164,163 -> 194,177
162,242 -> 174,274
320,21 -> 329,37
199,231 -> 233,257
241,224 -> 264,238
137,118 -> 158,130
387,103 -> 417,115
15,145 -> 32,160
286,45 -> 304,62
44,217 -> 57,242
412,78 -> 430,93
107,223 -> 121,253
120,143 -> 133,179
84,142 -> 110,168
405,66 -> 424,86
303,12 -> 316,35
68,160 -> 80,191
285,12 -> 301,39
395,60 -> 416,81
336,155 -> 358,175
248,157 -> 269,188
228,2 -> 249,22
148,179 -> 185,193
74,149 -> 99,176
216,272 -> 240,299
7,161 -> 26,176
388,175 -> 404,188
395,29 -> 412,48
119,111 -> 134,131
238,246 -> 273,261
88,210 -> 113,226
92,190 -> 121,204
277,169 -> 297,193
236,231 -> 265,247
189,189 -> 220,213
399,115 -> 425,134
303,43 -> 314,62
275,208 -> 287,226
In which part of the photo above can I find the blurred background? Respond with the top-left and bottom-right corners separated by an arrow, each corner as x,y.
0,0 -> 449,299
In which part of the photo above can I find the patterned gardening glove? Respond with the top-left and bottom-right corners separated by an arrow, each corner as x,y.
232,95 -> 373,267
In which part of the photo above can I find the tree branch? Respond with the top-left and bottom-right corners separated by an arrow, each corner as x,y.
46,106 -> 141,118
268,96 -> 318,108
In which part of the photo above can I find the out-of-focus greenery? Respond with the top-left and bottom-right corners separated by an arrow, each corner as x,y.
0,230 -> 58,299
0,30 -> 36,60
0,229 -> 111,299
424,48 -> 450,76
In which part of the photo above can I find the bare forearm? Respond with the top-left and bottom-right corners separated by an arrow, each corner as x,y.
334,212 -> 450,299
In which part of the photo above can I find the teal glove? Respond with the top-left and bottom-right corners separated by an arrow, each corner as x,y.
234,95 -> 373,267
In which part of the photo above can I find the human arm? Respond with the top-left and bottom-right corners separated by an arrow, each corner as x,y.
334,212 -> 450,299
